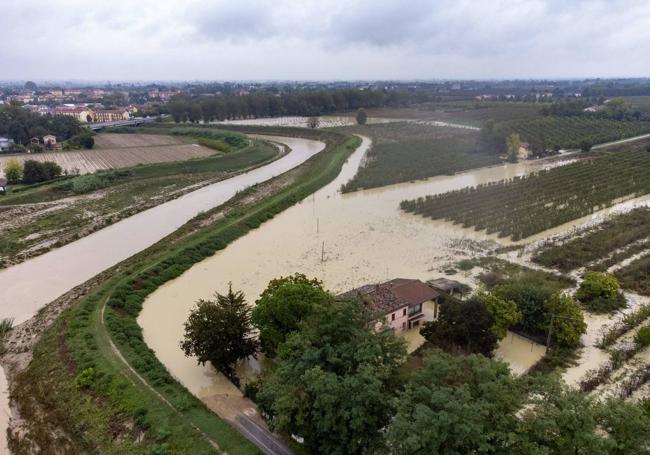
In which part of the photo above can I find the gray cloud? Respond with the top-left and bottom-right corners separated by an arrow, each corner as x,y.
1,0 -> 650,80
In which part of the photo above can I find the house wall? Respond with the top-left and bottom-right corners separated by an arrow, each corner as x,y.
375,305 -> 410,334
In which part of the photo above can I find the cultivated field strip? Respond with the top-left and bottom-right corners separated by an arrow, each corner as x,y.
497,117 -> 650,149
401,150 -> 650,240
532,208 -> 650,272
93,133 -> 187,148
0,144 -> 215,175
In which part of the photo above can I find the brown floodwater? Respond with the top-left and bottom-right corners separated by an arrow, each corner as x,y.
0,136 -> 324,325
139,136 -> 558,398
0,136 -> 326,448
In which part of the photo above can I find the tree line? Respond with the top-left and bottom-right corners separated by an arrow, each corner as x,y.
164,88 -> 425,123
0,103 -> 82,146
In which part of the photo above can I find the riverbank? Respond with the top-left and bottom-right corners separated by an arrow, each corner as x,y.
0,131 -> 279,269
2,128 -> 360,453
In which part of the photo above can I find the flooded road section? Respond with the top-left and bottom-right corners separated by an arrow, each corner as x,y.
0,136 -> 325,326
139,136 -> 556,400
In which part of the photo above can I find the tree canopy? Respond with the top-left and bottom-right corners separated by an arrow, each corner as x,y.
256,299 -> 407,455
387,351 -> 522,454
180,284 -> 258,379
251,273 -> 332,356
576,271 -> 627,313
0,104 -> 81,145
420,297 -> 498,355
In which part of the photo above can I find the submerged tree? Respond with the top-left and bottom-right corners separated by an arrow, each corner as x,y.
506,132 -> 522,162
420,298 -> 498,355
356,108 -> 368,125
180,284 -> 258,380
306,116 -> 320,129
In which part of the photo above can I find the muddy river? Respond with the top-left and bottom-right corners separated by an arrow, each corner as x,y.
0,135 -> 324,451
0,136 -> 324,325
138,136 -> 563,401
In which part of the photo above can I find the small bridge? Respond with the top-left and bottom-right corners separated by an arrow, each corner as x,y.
88,117 -> 158,131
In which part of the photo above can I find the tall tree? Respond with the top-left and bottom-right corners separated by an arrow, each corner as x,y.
180,284 -> 258,380
420,297 -> 498,355
251,274 -> 332,356
506,132 -> 522,162
257,299 -> 406,455
356,108 -> 368,125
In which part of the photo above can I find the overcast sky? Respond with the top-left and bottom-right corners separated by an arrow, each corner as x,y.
3,0 -> 650,81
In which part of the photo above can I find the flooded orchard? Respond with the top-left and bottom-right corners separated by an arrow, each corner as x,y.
138,135 -> 560,400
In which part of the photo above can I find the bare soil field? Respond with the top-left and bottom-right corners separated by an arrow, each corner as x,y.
0,134 -> 215,175
94,133 -> 185,148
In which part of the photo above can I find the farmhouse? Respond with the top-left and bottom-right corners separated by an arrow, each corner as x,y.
0,136 -> 14,152
43,135 -> 57,147
341,278 -> 440,334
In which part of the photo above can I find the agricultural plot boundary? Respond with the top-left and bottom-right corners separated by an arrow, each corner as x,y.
401,149 -> 650,240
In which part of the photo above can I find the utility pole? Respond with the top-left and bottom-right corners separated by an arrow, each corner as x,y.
321,241 -> 325,262
317,217 -> 319,234
546,313 -> 555,353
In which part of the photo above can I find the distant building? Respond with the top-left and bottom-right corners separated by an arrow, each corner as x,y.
93,109 -> 130,122
53,106 -> 95,123
340,278 -> 440,334
0,137 -> 15,152
43,135 -> 57,147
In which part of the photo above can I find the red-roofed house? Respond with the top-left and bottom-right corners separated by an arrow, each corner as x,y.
341,278 -> 440,334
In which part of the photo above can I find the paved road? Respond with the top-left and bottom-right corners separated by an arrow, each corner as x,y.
235,415 -> 294,455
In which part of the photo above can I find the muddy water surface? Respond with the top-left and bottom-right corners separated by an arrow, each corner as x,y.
139,136 -> 558,397
0,136 -> 324,325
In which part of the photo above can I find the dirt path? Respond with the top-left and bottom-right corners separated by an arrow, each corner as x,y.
97,297 -> 224,452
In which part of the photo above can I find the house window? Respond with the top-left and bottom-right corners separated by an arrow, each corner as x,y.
408,303 -> 423,316
391,313 -> 395,321
403,308 -> 407,316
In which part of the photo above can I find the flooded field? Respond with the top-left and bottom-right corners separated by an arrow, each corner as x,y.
139,136 -> 561,399
217,115 -> 393,128
0,134 -> 215,176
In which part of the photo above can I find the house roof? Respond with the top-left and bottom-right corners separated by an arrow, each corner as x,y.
341,278 -> 439,315
428,277 -> 464,293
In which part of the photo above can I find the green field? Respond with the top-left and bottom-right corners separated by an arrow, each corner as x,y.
401,148 -> 650,240
533,208 -> 650,272
340,121 -> 500,192
9,128 -> 360,453
496,116 -> 650,149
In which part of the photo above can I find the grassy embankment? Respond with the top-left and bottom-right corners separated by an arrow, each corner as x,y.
9,128 -> 360,454
0,129 -> 279,267
339,121 -> 501,192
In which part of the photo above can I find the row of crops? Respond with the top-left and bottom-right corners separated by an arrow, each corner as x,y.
341,122 -> 500,192
533,208 -> 650,271
400,150 -> 650,241
497,117 -> 650,149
